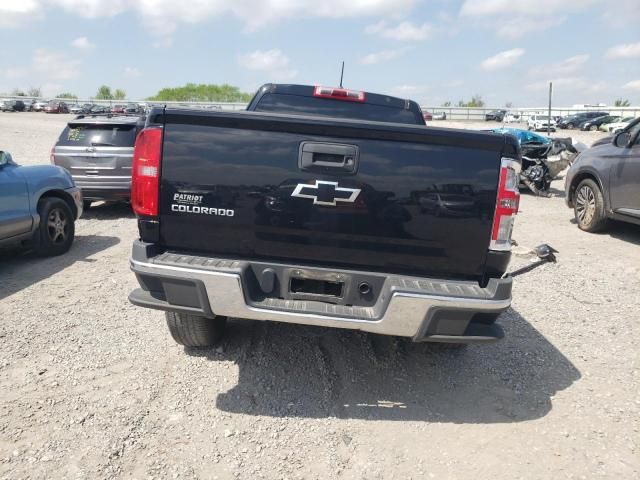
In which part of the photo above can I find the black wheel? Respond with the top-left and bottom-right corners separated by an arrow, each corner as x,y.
574,179 -> 608,232
165,312 -> 227,347
34,197 -> 75,256
567,122 -> 575,129
83,200 -> 92,210
589,125 -> 598,131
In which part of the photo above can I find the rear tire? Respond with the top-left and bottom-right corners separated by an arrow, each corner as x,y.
567,122 -> 575,129
165,312 -> 227,347
33,197 -> 75,256
83,200 -> 92,210
574,179 -> 608,232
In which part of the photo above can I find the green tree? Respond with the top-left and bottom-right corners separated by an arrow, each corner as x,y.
442,101 -> 452,107
457,95 -> 485,107
113,88 -> 127,100
147,83 -> 253,102
505,101 -> 513,108
614,99 -> 631,107
11,88 -> 26,96
468,95 -> 485,107
57,92 -> 77,99
95,85 -> 113,100
27,87 -> 42,97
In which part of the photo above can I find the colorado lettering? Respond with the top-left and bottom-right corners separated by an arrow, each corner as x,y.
171,204 -> 234,216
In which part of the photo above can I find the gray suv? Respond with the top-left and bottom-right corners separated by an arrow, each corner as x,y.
52,115 -> 144,208
565,117 -> 640,231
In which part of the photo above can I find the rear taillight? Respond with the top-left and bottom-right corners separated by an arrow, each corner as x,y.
313,86 -> 366,102
131,127 -> 162,217
490,158 -> 520,251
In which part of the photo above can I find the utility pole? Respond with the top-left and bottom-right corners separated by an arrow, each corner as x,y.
548,82 -> 553,136
339,61 -> 345,88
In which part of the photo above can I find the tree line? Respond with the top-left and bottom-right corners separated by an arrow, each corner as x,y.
441,95 -> 486,107
440,96 -> 632,108
6,85 -> 632,107
6,83 -> 251,102
146,83 -> 253,102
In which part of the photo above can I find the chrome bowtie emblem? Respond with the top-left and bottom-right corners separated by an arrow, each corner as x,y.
291,180 -> 361,206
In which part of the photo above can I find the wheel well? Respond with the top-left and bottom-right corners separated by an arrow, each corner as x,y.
567,172 -> 602,206
38,190 -> 77,219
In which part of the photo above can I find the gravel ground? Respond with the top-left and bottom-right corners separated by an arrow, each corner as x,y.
1,113 -> 639,479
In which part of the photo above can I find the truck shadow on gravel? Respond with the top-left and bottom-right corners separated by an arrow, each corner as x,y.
0,234 -> 119,300
188,309 -> 580,423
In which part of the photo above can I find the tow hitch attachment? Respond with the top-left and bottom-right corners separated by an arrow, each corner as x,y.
508,243 -> 558,278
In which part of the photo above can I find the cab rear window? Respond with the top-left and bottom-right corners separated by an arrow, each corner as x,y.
57,124 -> 137,147
254,93 -> 423,125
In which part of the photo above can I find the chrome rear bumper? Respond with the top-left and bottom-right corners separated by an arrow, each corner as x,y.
129,242 -> 512,343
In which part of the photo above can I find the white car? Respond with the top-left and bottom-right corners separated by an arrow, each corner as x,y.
528,115 -> 556,132
607,117 -> 636,134
504,112 -> 521,123
32,100 -> 49,112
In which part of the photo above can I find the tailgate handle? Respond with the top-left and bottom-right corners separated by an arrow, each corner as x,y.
299,142 -> 359,174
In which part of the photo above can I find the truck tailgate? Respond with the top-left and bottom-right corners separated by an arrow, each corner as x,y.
157,110 -> 511,280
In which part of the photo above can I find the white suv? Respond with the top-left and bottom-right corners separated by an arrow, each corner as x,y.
528,115 -> 556,132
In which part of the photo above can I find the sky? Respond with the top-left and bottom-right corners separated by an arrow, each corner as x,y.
1,0 -> 639,107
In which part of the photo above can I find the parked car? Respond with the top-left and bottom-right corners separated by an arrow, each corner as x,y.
579,115 -> 620,131
111,104 -> 125,114
592,117 -> 640,147
504,112 -> 521,123
0,99 -> 26,112
485,110 -> 507,121
607,117 -> 636,133
432,111 -> 447,120
32,100 -> 49,112
128,83 -> 518,349
12,100 -> 25,112
598,117 -> 622,132
557,111 -> 609,129
422,111 -> 433,121
527,115 -> 556,132
44,101 -> 69,114
124,103 -> 141,114
51,114 -> 145,208
565,118 -> 640,232
0,150 -> 82,255
24,100 -> 37,111
69,104 -> 84,114
89,105 -> 109,114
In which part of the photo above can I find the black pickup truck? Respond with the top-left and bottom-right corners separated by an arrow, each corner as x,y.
129,84 -> 520,348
